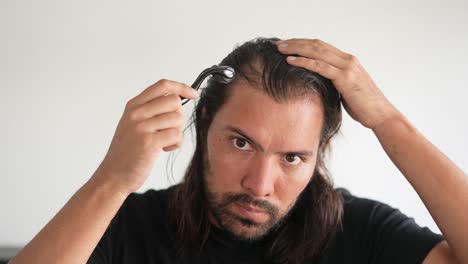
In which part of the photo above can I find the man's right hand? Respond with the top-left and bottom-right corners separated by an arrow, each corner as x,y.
94,79 -> 199,196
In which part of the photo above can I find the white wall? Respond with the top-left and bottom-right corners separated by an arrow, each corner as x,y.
2,0 -> 467,246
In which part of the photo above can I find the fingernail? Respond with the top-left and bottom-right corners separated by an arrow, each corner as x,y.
287,56 -> 296,61
192,89 -> 200,97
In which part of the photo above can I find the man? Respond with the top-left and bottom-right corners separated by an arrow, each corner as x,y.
10,38 -> 466,263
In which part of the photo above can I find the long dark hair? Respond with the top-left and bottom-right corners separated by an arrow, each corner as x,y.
170,37 -> 343,263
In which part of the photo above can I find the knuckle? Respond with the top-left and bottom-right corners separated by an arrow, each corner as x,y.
174,111 -> 184,123
177,130 -> 184,142
168,95 -> 181,108
310,60 -> 322,69
167,128 -> 181,139
296,57 -> 308,64
313,44 -> 323,54
174,136 -> 183,148
296,42 -> 305,48
343,70 -> 356,81
322,49 -> 333,57
347,54 -> 359,64
169,94 -> 180,101
125,99 -> 134,110
167,112 -> 182,127
306,45 -> 316,54
183,83 -> 192,90
168,128 -> 179,140
294,56 -> 304,63
175,107 -> 183,114
157,79 -> 173,91
311,38 -> 323,45
141,134 -> 154,148
134,121 -> 147,133
158,78 -> 170,86
127,109 -> 140,121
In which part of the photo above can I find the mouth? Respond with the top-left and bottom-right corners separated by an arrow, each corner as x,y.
231,201 -> 269,223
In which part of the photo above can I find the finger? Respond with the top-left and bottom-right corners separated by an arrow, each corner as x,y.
278,38 -> 351,60
139,111 -> 183,132
286,56 -> 341,81
153,127 -> 183,150
131,79 -> 199,106
277,39 -> 348,69
130,94 -> 182,120
280,38 -> 351,59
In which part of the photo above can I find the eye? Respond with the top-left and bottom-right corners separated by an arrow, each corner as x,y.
284,154 -> 302,165
231,137 -> 252,151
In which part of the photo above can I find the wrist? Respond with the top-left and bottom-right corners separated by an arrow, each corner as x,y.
88,169 -> 132,200
371,110 -> 409,136
369,104 -> 403,130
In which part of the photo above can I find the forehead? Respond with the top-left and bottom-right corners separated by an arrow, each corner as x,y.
210,81 -> 324,149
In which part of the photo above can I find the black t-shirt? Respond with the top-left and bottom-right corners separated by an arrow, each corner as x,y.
87,185 -> 444,264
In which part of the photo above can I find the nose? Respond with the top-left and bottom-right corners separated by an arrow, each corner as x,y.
241,155 -> 276,197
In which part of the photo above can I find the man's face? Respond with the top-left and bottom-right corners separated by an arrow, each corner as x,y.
204,80 -> 324,240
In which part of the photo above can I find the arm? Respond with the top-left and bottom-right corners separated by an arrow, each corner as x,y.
9,80 -> 199,263
276,38 -> 466,263
372,112 -> 467,264
9,172 -> 128,264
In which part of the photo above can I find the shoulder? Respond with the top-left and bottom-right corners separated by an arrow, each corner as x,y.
335,187 -> 384,208
327,187 -> 444,263
109,185 -> 180,248
88,185 -> 180,263
125,185 -> 175,208
102,184 -> 178,232
334,187 -> 431,235
335,187 -> 408,225
119,184 -> 178,221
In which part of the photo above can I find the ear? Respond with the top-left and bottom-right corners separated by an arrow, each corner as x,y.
201,105 -> 208,119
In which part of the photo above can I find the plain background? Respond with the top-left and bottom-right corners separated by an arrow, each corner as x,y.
2,0 -> 467,247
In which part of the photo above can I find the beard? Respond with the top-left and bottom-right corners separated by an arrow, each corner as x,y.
205,189 -> 286,241
202,150 -> 295,241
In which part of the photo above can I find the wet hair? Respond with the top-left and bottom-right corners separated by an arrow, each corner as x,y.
170,37 -> 343,263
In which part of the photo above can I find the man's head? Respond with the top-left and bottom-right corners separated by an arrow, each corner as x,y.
171,37 -> 343,262
204,80 -> 324,240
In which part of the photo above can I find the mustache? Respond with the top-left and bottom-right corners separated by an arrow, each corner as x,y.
219,192 -> 279,216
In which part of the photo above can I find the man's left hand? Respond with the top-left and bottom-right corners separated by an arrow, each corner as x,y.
276,38 -> 399,129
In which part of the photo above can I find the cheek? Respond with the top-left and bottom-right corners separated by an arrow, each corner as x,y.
206,135 -> 248,190
275,180 -> 309,214
275,161 -> 316,212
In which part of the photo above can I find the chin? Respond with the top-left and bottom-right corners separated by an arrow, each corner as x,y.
222,214 -> 275,241
228,226 -> 269,241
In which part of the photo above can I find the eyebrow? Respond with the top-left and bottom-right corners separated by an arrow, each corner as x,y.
224,125 -> 315,157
